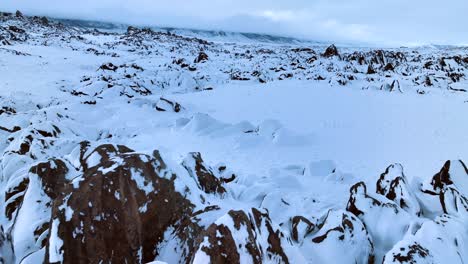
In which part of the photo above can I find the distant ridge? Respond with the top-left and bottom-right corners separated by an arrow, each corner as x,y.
55,17 -> 328,45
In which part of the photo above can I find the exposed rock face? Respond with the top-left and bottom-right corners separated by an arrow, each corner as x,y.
429,160 -> 467,194
420,160 -> 468,216
15,10 -> 23,18
376,164 -> 421,215
40,16 -> 49,26
3,158 -> 69,263
182,152 -> 226,195
383,63 -> 394,71
367,64 -> 376,74
194,51 -> 209,63
322,44 -> 339,58
192,208 -> 290,264
44,145 -> 197,263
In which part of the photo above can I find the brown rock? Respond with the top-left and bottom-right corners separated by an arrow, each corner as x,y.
383,63 -> 394,71
367,64 -> 376,74
44,145 -> 197,263
323,44 -> 339,58
182,152 -> 226,195
194,52 -> 209,63
192,208 -> 289,264
291,216 -> 314,242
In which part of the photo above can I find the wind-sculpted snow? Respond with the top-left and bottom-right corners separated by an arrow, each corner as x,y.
0,11 -> 467,264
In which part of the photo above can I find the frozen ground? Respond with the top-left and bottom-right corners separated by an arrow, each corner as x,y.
0,12 -> 467,264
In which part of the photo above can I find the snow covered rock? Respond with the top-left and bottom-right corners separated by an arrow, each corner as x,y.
44,144 -> 198,263
155,97 -> 183,113
346,182 -> 413,261
419,160 -> 468,216
383,214 -> 468,264
194,51 -> 209,63
429,160 -> 467,195
192,208 -> 292,264
322,44 -> 339,58
376,164 -> 421,215
305,210 -> 375,264
182,152 -> 226,195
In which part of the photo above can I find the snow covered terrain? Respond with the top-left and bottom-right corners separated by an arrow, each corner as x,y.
0,11 -> 467,264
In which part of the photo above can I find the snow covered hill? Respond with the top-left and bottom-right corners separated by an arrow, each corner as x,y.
0,10 -> 467,264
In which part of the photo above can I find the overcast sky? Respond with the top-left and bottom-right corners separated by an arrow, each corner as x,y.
1,0 -> 467,46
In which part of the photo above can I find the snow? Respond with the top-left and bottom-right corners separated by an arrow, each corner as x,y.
0,13 -> 467,264
130,168 -> 155,195
48,219 -> 64,263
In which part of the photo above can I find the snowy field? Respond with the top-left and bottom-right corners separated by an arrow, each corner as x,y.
0,12 -> 467,264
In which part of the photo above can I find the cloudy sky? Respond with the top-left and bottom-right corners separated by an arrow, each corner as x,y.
1,0 -> 467,46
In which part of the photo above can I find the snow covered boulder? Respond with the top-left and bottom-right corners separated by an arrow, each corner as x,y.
15,10 -> 23,18
346,182 -> 413,261
3,159 -> 69,263
192,208 -> 292,264
44,144 -> 198,264
323,44 -> 339,58
367,64 -> 377,74
194,51 -> 209,63
429,160 -> 467,195
383,63 -> 395,71
155,97 -> 183,113
419,160 -> 468,216
98,62 -> 118,72
182,152 -> 226,195
383,214 -> 468,264
376,164 -> 421,215
303,210 -> 375,264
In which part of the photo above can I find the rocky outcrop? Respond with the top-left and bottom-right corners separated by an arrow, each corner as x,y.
15,10 -> 23,18
376,164 -> 421,215
307,210 -> 375,264
182,152 -> 226,195
322,44 -> 339,58
418,160 -> 468,217
383,242 -> 432,263
194,52 -> 209,63
367,64 -> 376,74
346,182 -> 412,261
192,208 -> 290,264
44,144 -> 198,263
